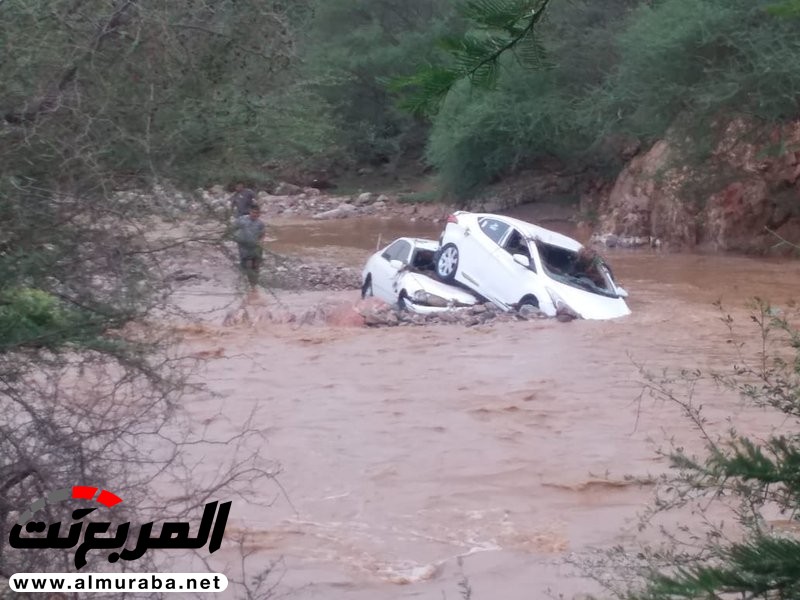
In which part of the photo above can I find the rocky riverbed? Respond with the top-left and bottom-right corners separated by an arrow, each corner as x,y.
112,179 -> 456,229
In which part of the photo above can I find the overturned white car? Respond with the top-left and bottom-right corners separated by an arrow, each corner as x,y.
361,238 -> 480,314
435,212 -> 630,320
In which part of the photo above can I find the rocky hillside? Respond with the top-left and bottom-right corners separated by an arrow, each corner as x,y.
585,119 -> 800,253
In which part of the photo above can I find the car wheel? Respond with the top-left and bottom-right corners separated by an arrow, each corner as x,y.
361,275 -> 373,299
518,295 -> 539,310
436,243 -> 459,282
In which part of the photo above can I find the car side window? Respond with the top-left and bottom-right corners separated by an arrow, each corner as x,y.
504,229 -> 537,272
478,218 -> 510,245
503,229 -> 529,257
381,240 -> 411,263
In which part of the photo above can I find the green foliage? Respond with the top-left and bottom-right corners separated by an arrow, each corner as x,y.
594,0 -> 800,140
0,287 -> 110,350
0,288 -> 66,347
398,190 -> 440,204
393,0 -> 552,116
0,0 -> 314,361
412,0 -> 800,194
767,0 -> 800,17
427,72 -> 574,195
645,536 -> 800,598
298,0 -> 459,167
425,0 -> 636,195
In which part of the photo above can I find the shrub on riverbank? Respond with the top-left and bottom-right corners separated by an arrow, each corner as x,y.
616,301 -> 800,599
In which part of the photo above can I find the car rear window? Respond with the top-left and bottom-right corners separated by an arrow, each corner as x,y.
478,218 -> 509,245
381,240 -> 412,263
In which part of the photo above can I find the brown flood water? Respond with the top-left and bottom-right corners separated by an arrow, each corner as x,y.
173,216 -> 800,599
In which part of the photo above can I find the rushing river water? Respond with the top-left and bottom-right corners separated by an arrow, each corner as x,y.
175,215 -> 800,599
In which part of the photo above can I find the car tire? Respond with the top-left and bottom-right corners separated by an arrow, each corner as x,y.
361,275 -> 373,299
518,295 -> 539,310
436,243 -> 459,282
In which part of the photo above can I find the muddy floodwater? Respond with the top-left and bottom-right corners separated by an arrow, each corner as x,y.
174,215 -> 800,599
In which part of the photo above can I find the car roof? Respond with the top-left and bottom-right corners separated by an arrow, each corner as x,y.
461,212 -> 583,251
391,237 -> 439,250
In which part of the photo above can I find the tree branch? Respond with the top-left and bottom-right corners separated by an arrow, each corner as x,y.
4,0 -> 139,125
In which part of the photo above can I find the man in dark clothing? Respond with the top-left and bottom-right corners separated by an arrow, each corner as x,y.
228,183 -> 257,217
233,205 -> 266,288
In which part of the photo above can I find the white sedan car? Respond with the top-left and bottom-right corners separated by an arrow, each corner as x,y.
434,212 -> 630,320
362,238 -> 480,314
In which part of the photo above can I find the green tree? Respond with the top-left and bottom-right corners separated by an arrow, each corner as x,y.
0,0 -> 291,582
591,0 -> 800,142
414,0 -> 636,194
403,0 -> 800,195
394,0 -> 553,117
299,0 -> 460,170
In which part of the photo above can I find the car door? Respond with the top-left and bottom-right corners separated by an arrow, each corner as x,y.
372,239 -> 412,302
457,217 -> 510,292
482,226 -> 536,305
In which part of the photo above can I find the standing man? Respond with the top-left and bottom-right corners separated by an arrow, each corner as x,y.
233,204 -> 266,288
228,182 -> 257,217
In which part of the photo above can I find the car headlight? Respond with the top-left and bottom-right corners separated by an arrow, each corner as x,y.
546,288 -> 580,318
412,290 -> 449,308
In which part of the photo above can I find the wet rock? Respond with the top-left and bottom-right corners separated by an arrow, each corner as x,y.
324,302 -> 367,327
518,304 -> 546,320
312,202 -> 357,220
274,181 -> 304,196
223,307 -> 250,326
357,297 -> 396,327
356,192 -> 375,205
436,311 -> 459,323
481,198 -> 505,213
168,270 -> 204,282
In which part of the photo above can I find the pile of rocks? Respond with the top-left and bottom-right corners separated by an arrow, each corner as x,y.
270,263 -> 362,291
197,184 -> 450,222
223,296 -> 576,329
358,300 -> 558,328
160,240 -> 362,292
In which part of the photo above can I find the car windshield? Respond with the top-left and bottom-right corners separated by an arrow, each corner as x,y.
535,241 -> 621,298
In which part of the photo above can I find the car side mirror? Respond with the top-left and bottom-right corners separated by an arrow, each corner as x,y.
512,254 -> 530,268
389,259 -> 405,270
616,286 -> 629,298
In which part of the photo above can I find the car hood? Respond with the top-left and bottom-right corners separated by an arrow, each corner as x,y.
401,271 -> 479,305
546,281 -> 631,320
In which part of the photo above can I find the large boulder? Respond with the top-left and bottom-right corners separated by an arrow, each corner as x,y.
590,118 -> 800,252
312,202 -> 357,220
594,140 -> 697,248
322,302 -> 367,327
273,181 -> 304,196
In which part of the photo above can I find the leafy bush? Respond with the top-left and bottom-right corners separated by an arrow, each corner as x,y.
425,0 -> 636,195
421,0 -> 800,194
427,72 -> 573,195
298,0 -> 460,168
594,0 -> 800,140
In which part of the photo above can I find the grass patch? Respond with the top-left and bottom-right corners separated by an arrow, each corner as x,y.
398,190 -> 441,204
